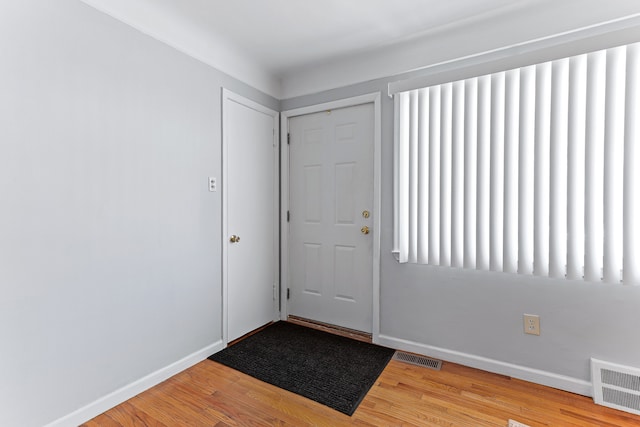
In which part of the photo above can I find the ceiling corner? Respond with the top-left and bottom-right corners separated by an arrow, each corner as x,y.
80,0 -> 281,99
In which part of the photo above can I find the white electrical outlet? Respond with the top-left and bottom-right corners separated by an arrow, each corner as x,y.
208,176 -> 217,192
523,314 -> 540,336
508,420 -> 531,427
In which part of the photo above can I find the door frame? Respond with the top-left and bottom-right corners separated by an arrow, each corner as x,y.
280,92 -> 382,342
222,88 -> 279,346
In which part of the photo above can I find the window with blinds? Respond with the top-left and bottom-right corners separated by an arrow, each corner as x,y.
392,42 -> 640,285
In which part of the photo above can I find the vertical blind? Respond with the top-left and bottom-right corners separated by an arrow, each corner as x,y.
393,42 -> 640,285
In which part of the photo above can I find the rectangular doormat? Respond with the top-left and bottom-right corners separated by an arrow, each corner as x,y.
208,321 -> 395,415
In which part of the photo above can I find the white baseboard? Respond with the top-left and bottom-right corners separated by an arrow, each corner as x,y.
377,334 -> 592,397
45,340 -> 225,427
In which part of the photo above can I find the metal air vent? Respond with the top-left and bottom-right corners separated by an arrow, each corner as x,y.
592,358 -> 640,415
393,351 -> 442,370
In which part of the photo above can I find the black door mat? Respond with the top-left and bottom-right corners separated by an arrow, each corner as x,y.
208,321 -> 395,415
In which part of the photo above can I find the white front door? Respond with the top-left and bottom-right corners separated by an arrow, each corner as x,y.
223,90 -> 278,343
288,103 -> 374,333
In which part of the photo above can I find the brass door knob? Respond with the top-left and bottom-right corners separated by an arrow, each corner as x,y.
229,235 -> 240,243
361,226 -> 370,235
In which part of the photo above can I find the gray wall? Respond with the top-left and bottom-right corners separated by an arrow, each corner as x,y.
282,61 -> 640,392
0,2 -> 277,426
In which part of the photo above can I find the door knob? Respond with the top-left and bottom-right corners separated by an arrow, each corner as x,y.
230,235 -> 240,243
361,226 -> 370,235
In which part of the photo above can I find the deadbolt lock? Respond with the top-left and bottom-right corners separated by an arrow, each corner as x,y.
362,210 -> 370,219
361,226 -> 370,235
229,235 -> 240,243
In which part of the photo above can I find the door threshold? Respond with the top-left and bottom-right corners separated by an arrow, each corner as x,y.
287,316 -> 372,343
228,322 -> 273,346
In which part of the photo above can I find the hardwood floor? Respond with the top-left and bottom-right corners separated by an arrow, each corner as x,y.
82,345 -> 640,427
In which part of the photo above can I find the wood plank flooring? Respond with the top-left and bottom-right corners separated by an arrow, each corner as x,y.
82,346 -> 640,426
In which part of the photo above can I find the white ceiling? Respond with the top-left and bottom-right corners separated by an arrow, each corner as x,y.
158,0 -> 524,73
81,0 -> 640,99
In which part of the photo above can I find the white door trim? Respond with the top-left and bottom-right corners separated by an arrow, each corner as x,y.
280,92 -> 382,342
222,88 -> 279,346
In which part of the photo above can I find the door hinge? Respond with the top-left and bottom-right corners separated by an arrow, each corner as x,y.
287,133 -> 290,145
287,210 -> 290,222
287,288 -> 290,299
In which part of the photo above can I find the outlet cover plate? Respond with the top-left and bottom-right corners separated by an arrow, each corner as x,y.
523,314 -> 540,336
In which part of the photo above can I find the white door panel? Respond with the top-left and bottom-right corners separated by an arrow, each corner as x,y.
289,103 -> 374,333
224,91 -> 278,343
